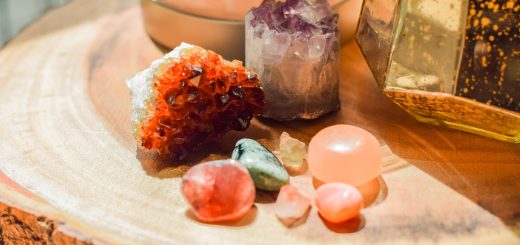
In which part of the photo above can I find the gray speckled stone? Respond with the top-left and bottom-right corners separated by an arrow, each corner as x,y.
232,138 -> 289,191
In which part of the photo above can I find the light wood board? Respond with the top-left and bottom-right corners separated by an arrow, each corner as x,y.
0,0 -> 519,244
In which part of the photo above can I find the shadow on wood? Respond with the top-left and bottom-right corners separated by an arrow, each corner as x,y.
185,205 -> 258,228
255,189 -> 278,204
135,122 -> 274,178
319,214 -> 366,234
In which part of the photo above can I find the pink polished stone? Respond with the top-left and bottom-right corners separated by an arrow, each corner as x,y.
181,160 -> 255,222
275,184 -> 311,227
308,125 -> 381,186
316,183 -> 363,223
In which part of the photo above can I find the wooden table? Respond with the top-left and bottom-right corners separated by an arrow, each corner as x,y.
0,0 -> 519,244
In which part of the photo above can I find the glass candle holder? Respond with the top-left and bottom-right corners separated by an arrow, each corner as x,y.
356,0 -> 519,143
141,0 -> 361,60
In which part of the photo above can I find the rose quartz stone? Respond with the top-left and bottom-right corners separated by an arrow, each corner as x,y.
181,160 -> 255,222
275,184 -> 311,227
316,183 -> 363,223
308,125 -> 381,186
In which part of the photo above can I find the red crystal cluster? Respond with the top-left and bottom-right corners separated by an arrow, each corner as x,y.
139,49 -> 264,160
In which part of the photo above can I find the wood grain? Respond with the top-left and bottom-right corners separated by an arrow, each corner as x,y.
0,201 -> 90,245
0,0 -> 519,244
0,177 -> 93,245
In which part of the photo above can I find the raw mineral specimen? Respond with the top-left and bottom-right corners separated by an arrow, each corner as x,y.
275,184 -> 311,227
126,43 -> 264,160
245,0 -> 340,121
232,138 -> 289,191
279,132 -> 306,174
181,160 -> 256,222
315,183 -> 363,223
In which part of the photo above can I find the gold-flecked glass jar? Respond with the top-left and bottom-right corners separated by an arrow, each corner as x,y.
356,0 -> 519,143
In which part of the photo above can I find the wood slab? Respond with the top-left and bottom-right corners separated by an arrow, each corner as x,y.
0,0 -> 519,244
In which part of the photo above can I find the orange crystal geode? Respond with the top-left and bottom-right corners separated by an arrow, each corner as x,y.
126,43 -> 264,159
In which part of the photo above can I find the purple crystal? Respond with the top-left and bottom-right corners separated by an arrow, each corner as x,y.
246,0 -> 340,121
251,0 -> 338,36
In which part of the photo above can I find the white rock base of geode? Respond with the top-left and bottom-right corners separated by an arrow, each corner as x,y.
245,16 -> 340,121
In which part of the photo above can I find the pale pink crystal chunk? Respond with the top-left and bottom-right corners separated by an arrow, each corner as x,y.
316,183 -> 363,223
275,184 -> 311,227
308,125 -> 381,186
181,160 -> 255,222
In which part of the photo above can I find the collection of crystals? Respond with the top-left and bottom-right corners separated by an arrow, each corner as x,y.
126,0 -> 381,225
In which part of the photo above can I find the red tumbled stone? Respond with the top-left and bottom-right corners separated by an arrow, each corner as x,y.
181,160 -> 256,222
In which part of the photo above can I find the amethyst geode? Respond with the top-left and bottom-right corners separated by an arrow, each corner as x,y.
245,0 -> 340,121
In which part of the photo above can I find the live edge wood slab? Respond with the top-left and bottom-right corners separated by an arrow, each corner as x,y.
0,0 -> 519,244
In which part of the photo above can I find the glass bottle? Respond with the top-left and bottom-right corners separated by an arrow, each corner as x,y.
356,0 -> 519,143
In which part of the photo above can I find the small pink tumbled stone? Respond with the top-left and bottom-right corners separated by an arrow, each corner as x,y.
181,160 -> 255,222
308,125 -> 381,186
275,184 -> 311,227
316,183 -> 363,223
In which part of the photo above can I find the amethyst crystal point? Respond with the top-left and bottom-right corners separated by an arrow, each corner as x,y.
246,0 -> 340,121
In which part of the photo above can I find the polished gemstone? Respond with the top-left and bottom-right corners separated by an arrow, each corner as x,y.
126,43 -> 265,160
315,183 -> 363,223
275,184 -> 311,227
308,125 -> 381,186
279,132 -> 307,174
245,0 -> 340,120
181,160 -> 255,222
232,138 -> 289,191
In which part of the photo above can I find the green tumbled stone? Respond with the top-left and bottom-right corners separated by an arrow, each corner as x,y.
232,138 -> 289,191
